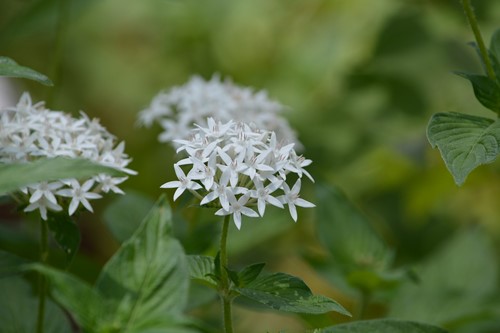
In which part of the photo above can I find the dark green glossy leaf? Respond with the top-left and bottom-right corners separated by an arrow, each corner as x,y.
238,263 -> 266,287
0,275 -> 72,333
455,72 -> 500,113
0,157 -> 125,196
47,212 -> 80,264
103,190 -> 155,243
95,195 -> 189,329
389,227 -> 498,325
320,319 -> 448,333
0,56 -> 53,86
236,272 -> 350,316
316,184 -> 393,292
427,112 -> 500,185
187,255 -> 217,288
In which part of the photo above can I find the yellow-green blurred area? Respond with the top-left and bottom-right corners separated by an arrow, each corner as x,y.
2,0 -> 500,332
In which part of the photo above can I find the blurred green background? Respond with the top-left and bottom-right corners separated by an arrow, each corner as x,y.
1,0 -> 500,332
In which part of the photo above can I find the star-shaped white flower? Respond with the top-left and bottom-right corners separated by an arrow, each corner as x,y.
277,179 -> 315,222
249,177 -> 283,216
161,164 -> 202,200
215,193 -> 259,229
57,179 -> 102,216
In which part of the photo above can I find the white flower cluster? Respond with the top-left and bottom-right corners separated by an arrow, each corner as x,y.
161,118 -> 314,229
138,74 -> 299,146
0,93 -> 136,220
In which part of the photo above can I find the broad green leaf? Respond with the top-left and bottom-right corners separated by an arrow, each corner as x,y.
236,272 -> 350,316
389,227 -> 498,325
238,263 -> 266,287
187,255 -> 217,288
103,190 -> 155,243
0,275 -> 72,333
490,28 -> 500,69
319,319 -> 448,333
95,195 -> 190,331
26,264 -> 104,332
47,212 -> 80,264
427,112 -> 500,185
0,157 -> 125,195
315,184 -> 393,292
0,249 -> 29,278
0,56 -> 53,86
455,72 -> 500,113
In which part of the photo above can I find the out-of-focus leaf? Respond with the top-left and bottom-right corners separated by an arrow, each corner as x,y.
187,255 -> 217,288
0,275 -> 72,333
319,319 -> 448,333
0,157 -> 125,196
0,250 -> 29,278
0,56 -> 52,85
238,262 -> 265,287
23,264 -> 101,332
95,195 -> 189,329
315,184 -> 393,292
47,212 -> 80,264
491,28 -> 500,68
102,190 -> 155,243
236,272 -> 350,316
455,72 -> 500,113
389,227 -> 498,325
427,112 -> 500,186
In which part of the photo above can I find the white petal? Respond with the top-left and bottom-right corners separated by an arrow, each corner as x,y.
160,180 -> 181,189
233,212 -> 242,230
288,203 -> 298,222
173,187 -> 185,201
294,198 -> 315,208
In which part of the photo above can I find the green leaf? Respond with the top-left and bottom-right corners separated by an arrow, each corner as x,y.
0,249 -> 29,278
315,184 -> 393,292
26,264 -> 104,332
490,28 -> 500,68
427,112 -> 500,185
47,212 -> 80,264
0,275 -> 72,333
319,319 -> 448,333
455,72 -> 500,113
0,157 -> 125,196
238,263 -> 266,287
0,56 -> 53,86
95,195 -> 190,330
389,227 -> 498,325
187,255 -> 218,288
236,272 -> 350,316
103,190 -> 155,243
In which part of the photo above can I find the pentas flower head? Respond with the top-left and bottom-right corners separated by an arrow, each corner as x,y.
0,92 -> 137,220
138,74 -> 299,147
161,118 -> 314,229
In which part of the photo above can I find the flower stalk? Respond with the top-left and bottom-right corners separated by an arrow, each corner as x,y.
219,215 -> 234,333
36,218 -> 49,333
461,0 -> 497,82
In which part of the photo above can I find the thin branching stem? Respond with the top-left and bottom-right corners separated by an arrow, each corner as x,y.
219,215 -> 234,333
36,218 -> 49,333
461,0 -> 497,81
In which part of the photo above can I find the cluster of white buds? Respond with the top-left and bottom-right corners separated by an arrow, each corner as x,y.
161,118 -> 314,229
0,93 -> 136,220
138,74 -> 299,147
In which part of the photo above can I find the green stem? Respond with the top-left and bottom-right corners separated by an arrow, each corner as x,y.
36,218 -> 49,333
46,0 -> 70,107
219,215 -> 234,333
357,291 -> 370,320
461,0 -> 497,81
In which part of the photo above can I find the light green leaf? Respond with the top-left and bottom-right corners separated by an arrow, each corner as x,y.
319,319 -> 448,333
455,72 -> 500,113
236,272 -> 350,316
95,195 -> 190,331
26,264 -> 104,332
103,190 -> 155,243
0,275 -> 72,333
389,227 -> 498,325
47,212 -> 80,264
0,157 -> 125,196
427,112 -> 500,185
0,56 -> 53,86
0,249 -> 29,278
187,255 -> 217,288
316,184 -> 393,292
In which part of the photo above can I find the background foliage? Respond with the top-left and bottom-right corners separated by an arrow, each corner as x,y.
1,0 -> 500,332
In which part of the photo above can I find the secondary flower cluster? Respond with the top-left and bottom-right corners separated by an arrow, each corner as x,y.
138,74 -> 299,146
161,118 -> 314,229
0,93 -> 136,220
